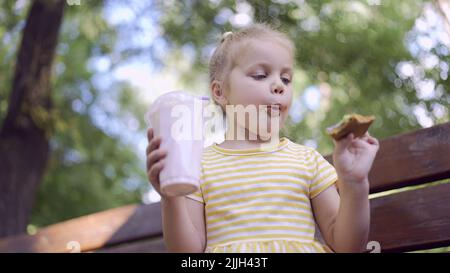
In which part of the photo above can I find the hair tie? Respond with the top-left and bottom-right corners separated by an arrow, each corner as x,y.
221,31 -> 233,43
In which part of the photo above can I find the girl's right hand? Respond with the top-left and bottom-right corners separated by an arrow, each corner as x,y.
146,128 -> 168,196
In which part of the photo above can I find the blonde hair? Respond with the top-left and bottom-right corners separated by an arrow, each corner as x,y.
209,23 -> 295,83
208,23 -> 295,93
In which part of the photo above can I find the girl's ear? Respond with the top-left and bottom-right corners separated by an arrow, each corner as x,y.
211,80 -> 228,107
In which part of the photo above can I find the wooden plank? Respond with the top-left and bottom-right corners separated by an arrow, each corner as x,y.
0,203 -> 162,253
370,182 -> 450,252
325,122 -> 450,193
94,237 -> 166,253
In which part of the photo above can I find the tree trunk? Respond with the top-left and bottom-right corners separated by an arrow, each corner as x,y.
0,0 -> 64,238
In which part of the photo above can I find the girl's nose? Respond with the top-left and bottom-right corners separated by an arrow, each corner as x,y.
271,81 -> 284,94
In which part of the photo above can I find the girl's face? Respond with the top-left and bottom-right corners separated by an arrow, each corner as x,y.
224,38 -> 294,138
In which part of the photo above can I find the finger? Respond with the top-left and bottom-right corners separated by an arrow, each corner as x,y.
363,131 -> 376,143
147,128 -> 154,141
149,160 -> 165,182
146,129 -> 156,155
147,167 -> 161,189
146,140 -> 154,155
147,137 -> 162,156
146,137 -> 161,155
147,148 -> 167,170
368,136 -> 379,146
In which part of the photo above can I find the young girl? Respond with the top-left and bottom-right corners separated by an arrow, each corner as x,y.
146,23 -> 379,253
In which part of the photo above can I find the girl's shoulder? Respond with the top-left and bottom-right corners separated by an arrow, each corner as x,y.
286,139 -> 318,156
202,145 -> 216,156
201,145 -> 219,162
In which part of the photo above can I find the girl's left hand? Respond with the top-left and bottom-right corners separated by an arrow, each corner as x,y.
332,132 -> 380,186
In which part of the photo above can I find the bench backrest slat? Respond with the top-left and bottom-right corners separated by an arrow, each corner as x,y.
370,182 -> 450,252
325,122 -> 450,193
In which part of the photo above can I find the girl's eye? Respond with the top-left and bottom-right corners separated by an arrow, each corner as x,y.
251,74 -> 266,80
282,77 -> 291,85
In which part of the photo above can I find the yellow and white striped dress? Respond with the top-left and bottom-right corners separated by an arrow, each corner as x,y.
186,137 -> 337,253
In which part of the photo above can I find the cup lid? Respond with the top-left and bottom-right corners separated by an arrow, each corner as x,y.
145,90 -> 210,127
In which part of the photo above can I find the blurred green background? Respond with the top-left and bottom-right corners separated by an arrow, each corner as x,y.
0,0 -> 448,245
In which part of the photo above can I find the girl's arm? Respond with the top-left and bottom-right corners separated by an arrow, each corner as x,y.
161,196 -> 206,252
312,132 -> 379,252
311,181 -> 370,253
146,128 -> 206,253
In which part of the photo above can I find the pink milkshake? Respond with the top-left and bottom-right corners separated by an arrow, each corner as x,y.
146,91 -> 208,197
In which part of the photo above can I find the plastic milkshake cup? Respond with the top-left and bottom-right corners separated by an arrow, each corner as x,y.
146,90 -> 208,197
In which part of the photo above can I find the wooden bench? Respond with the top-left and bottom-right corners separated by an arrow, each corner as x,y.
0,122 -> 449,253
